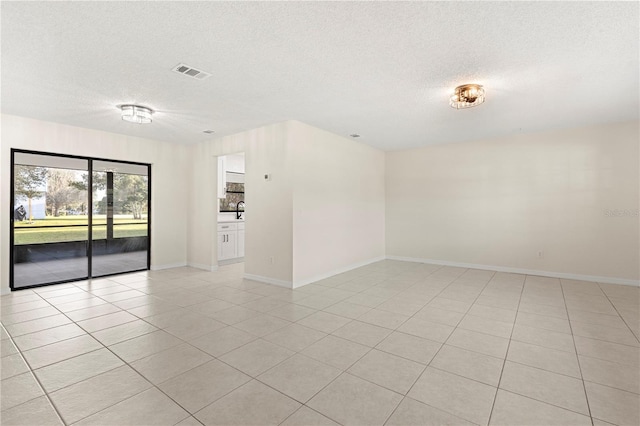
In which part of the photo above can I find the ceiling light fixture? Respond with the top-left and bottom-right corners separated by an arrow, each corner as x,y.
120,105 -> 153,124
449,84 -> 485,109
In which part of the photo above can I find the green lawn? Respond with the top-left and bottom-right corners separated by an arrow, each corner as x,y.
14,215 -> 147,227
14,216 -> 148,245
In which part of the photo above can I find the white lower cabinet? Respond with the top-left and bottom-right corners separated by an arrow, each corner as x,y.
218,231 -> 237,261
217,222 -> 244,261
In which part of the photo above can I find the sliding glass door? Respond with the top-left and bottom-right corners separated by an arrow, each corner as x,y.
10,150 -> 150,290
12,153 -> 90,287
91,161 -> 149,277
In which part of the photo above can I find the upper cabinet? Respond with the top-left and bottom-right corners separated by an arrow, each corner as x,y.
217,156 -> 227,199
217,153 -> 245,199
225,154 -> 245,174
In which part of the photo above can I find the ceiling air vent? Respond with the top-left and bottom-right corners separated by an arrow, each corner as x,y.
172,63 -> 211,80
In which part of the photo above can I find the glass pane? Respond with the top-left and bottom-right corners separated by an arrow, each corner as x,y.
91,162 -> 149,277
12,155 -> 89,288
220,182 -> 245,212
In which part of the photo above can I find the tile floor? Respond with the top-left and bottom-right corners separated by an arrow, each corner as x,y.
1,260 -> 639,425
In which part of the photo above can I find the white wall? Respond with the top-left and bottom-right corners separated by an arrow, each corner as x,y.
243,124 -> 294,284
186,141 -> 217,271
290,121 -> 386,286
5,114 -> 632,294
386,120 -> 640,283
187,122 -> 294,284
1,114 -> 190,294
187,120 -> 386,287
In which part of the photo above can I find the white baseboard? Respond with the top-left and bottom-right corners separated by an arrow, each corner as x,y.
243,273 -> 293,288
188,263 -> 219,272
1,287 -> 10,296
153,256 -> 639,287
292,255 -> 387,288
218,257 -> 244,267
243,256 -> 386,289
386,255 -> 640,287
150,262 -> 187,271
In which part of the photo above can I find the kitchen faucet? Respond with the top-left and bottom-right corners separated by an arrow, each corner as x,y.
236,201 -> 245,220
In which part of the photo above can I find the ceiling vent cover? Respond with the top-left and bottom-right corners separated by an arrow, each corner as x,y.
172,63 -> 211,80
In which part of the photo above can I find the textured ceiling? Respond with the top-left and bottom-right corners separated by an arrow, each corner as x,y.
1,1 -> 638,150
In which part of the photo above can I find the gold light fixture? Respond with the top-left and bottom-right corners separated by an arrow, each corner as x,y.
449,84 -> 485,109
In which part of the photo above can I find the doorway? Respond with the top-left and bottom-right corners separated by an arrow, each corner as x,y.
217,152 -> 245,265
10,150 -> 151,290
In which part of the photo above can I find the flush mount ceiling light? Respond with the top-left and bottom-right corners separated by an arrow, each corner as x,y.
449,84 -> 485,109
120,105 -> 153,124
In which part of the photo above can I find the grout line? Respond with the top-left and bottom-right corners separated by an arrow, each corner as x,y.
6,284 -> 198,424
594,282 -> 640,345
494,387 -> 595,419
485,272 -> 525,426
6,271 -> 309,423
0,322 -> 67,426
278,404 -> 343,426
7,262 -> 631,425
560,281 -> 596,426
192,266 -> 433,425
385,268 -> 498,424
46,322 -> 204,424
275,264 -> 452,425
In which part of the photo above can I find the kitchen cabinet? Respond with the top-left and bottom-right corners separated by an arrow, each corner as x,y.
217,222 -> 244,261
218,230 -> 237,261
217,156 -> 226,199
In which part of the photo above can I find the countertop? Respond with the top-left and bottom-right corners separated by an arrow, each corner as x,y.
218,218 -> 245,223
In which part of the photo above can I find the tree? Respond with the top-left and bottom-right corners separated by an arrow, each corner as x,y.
14,165 -> 47,222
69,172 -> 106,192
115,174 -> 148,219
46,169 -> 84,216
70,171 -> 148,219
71,172 -> 107,215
